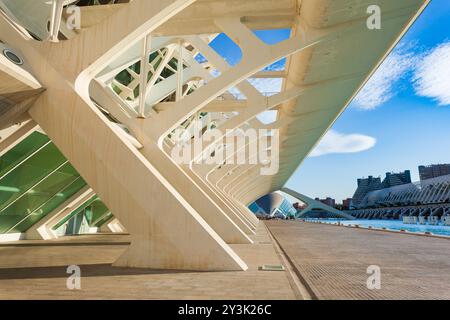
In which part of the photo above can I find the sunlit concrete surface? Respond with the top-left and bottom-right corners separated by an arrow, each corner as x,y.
0,224 -> 300,300
267,221 -> 450,300
4,220 -> 448,300
0,0 -> 429,271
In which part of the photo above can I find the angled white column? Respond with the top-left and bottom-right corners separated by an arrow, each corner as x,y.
182,165 -> 257,235
196,164 -> 259,229
91,80 -> 252,244
1,0 -> 248,271
139,143 -> 253,244
0,0 -> 428,271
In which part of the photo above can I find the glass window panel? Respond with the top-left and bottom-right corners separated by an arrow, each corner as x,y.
0,131 -> 113,235
52,196 -> 112,233
0,141 -> 67,211
89,199 -> 110,227
0,132 -> 49,177
94,212 -> 114,228
0,162 -> 85,234
10,177 -> 87,233
52,196 -> 97,230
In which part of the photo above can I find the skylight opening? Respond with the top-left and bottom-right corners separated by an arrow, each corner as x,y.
256,110 -> 278,125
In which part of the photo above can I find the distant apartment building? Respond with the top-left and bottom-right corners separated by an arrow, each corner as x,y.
352,176 -> 383,207
315,197 -> 336,208
351,171 -> 411,207
342,198 -> 353,210
348,165 -> 450,211
382,170 -> 412,188
419,164 -> 450,181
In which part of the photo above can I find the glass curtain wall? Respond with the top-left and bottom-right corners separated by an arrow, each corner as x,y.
53,196 -> 112,236
0,132 -> 88,234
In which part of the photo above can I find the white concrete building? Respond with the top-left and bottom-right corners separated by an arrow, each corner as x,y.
0,0 -> 428,270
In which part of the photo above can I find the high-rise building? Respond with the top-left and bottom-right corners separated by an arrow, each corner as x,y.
351,171 -> 412,207
419,164 -> 450,181
382,170 -> 412,188
352,176 -> 383,207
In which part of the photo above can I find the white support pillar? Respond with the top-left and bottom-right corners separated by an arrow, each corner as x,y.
138,33 -> 152,118
3,0 -> 248,271
176,40 -> 184,102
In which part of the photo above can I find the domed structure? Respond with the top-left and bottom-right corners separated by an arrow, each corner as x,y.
250,193 -> 296,218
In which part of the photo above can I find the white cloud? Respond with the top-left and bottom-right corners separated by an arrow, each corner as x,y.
413,41 -> 450,106
220,41 -> 450,110
353,48 -> 417,110
309,130 -> 376,157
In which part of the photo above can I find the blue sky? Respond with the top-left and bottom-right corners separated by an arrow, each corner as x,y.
210,0 -> 450,202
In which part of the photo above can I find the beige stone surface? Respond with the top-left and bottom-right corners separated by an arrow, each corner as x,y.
0,224 -> 297,300
267,221 -> 450,300
0,0 -> 429,271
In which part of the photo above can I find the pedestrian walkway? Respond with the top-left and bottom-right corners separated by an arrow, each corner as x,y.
266,220 -> 450,300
